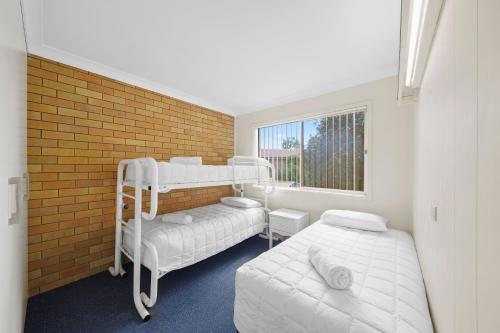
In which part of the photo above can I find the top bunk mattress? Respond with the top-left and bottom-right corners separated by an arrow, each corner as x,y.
234,221 -> 433,333
125,161 -> 269,187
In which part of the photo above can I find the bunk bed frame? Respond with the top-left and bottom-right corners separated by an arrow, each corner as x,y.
108,157 -> 275,321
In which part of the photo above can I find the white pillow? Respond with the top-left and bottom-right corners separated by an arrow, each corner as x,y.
220,197 -> 262,208
320,210 -> 388,232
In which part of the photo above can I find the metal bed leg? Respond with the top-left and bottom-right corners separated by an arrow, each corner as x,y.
109,162 -> 126,277
141,269 -> 158,308
108,219 -> 126,277
141,242 -> 159,308
133,258 -> 150,321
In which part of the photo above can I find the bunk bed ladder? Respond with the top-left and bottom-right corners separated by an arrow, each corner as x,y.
108,158 -> 159,322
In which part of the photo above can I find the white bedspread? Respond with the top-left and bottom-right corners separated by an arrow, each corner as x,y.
123,203 -> 265,272
125,161 -> 268,186
234,221 -> 433,333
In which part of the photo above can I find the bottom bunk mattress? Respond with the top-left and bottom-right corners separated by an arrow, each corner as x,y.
234,221 -> 433,333
123,203 -> 265,272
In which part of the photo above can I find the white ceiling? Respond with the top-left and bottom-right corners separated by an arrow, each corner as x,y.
22,0 -> 401,115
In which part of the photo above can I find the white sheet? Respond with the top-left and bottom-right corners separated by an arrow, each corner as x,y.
234,221 -> 434,333
123,203 -> 265,272
125,161 -> 269,186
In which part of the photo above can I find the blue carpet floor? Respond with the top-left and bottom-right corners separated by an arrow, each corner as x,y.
25,235 -> 270,333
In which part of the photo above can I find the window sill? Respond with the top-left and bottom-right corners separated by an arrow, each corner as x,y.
252,184 -> 370,200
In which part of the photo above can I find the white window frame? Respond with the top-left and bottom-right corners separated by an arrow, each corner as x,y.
255,102 -> 372,199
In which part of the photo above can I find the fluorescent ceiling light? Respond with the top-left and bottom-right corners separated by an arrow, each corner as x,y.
405,0 -> 428,87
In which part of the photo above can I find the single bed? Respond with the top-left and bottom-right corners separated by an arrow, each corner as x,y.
123,203 -> 265,273
234,221 -> 433,333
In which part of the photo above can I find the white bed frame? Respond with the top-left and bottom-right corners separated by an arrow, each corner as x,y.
108,156 -> 275,321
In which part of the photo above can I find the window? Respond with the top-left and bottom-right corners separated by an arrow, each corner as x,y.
258,107 -> 367,193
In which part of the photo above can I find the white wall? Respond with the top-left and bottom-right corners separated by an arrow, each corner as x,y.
0,0 -> 28,332
235,76 -> 414,231
477,0 -> 500,331
411,0 -> 497,331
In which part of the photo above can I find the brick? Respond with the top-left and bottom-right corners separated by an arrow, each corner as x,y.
75,118 -> 102,128
59,188 -> 88,197
58,107 -> 87,119
42,212 -> 74,224
88,128 -> 112,137
28,120 -> 57,131
76,164 -> 102,172
28,93 -> 42,103
30,190 -> 59,200
74,149 -> 102,157
58,140 -> 88,150
41,148 -> 74,156
75,134 -> 102,143
90,255 -> 114,269
43,180 -> 75,190
29,223 -> 59,235
28,66 -> 58,80
42,244 -> 75,258
42,96 -> 75,109
74,71 -> 102,85
57,91 -> 87,103
28,147 -> 41,155
29,240 -> 58,253
87,83 -> 113,95
42,113 -> 74,125
28,102 -> 57,114
75,87 -> 102,99
42,196 -> 75,207
58,156 -> 88,165
43,164 -> 75,173
28,138 -> 57,148
88,113 -> 113,123
41,61 -> 74,77
75,209 -> 102,219
88,98 -> 113,109
58,124 -> 89,134
103,94 -> 125,104
28,57 -> 41,68
101,79 -> 124,91
58,203 -> 88,214
42,79 -> 75,93
58,74 -> 87,88
42,229 -> 74,242
42,130 -> 74,141
59,172 -> 89,180
59,234 -> 89,247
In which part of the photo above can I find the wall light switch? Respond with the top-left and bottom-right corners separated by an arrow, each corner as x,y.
8,177 -> 23,225
8,183 -> 17,219
431,203 -> 438,222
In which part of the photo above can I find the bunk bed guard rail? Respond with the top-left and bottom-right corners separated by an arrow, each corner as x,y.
230,156 -> 276,196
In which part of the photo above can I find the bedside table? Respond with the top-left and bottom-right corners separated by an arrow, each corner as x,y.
268,208 -> 309,249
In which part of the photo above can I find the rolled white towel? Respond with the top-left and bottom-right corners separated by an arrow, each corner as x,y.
161,212 -> 193,225
308,245 -> 353,290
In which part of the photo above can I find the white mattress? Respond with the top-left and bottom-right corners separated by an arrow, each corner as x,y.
125,161 -> 269,186
234,221 -> 433,333
123,203 -> 265,272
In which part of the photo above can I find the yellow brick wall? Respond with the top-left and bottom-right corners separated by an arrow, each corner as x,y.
27,55 -> 234,296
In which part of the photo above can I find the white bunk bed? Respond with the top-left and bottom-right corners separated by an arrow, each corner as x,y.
108,156 -> 275,321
